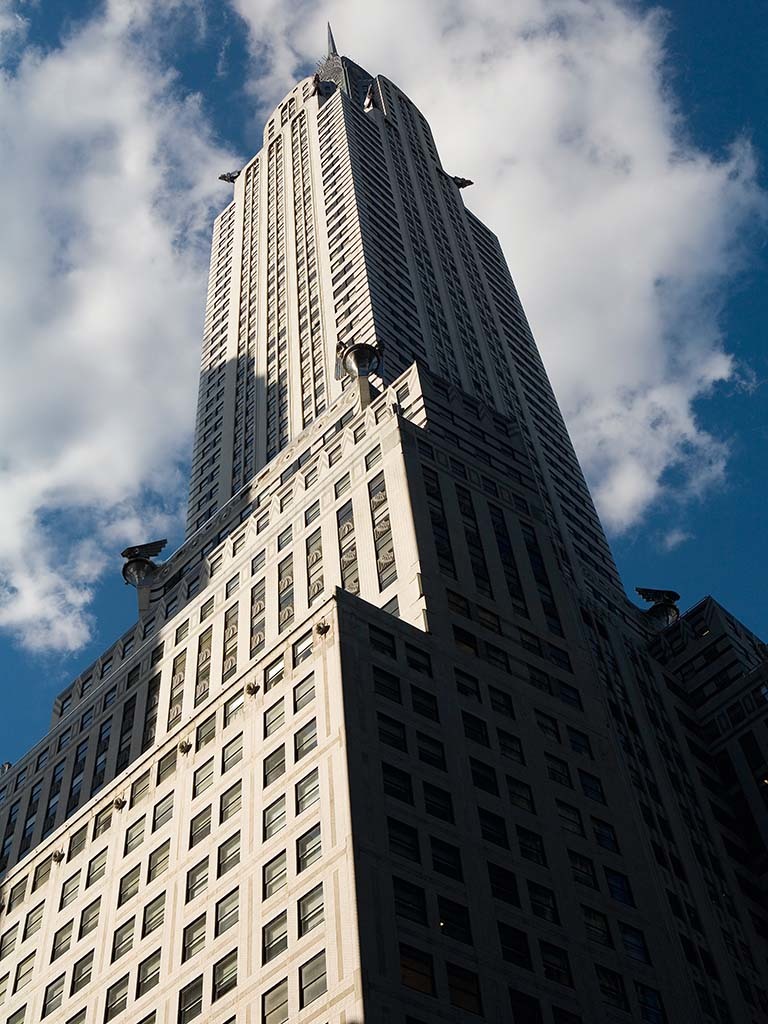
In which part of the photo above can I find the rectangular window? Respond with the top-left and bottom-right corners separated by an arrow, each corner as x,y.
124,816 -> 145,854
152,792 -> 174,831
220,781 -> 242,823
147,839 -> 170,881
431,836 -> 463,880
218,832 -> 240,876
196,715 -> 216,751
263,795 -> 286,839
540,941 -> 573,987
93,806 -> 112,838
215,889 -> 239,936
416,732 -> 446,770
222,733 -> 243,773
14,951 -> 34,992
112,918 -> 135,961
264,656 -> 284,692
293,631 -> 313,666
136,949 -> 161,997
118,864 -> 140,906
142,893 -> 165,937
297,824 -> 322,871
86,850 -> 106,888
423,781 -> 454,822
517,826 -> 547,866
263,978 -> 289,1024
595,965 -> 629,1009
190,806 -> 212,847
264,851 -> 287,899
605,868 -> 635,906
23,903 -> 44,941
178,976 -> 203,1023
498,922 -> 532,969
183,914 -> 206,961
157,749 -> 177,783
193,759 -> 214,799
295,719 -> 318,760
582,904 -> 613,946
186,858 -> 208,902
213,949 -> 238,999
400,943 -> 435,995
130,772 -> 150,808
105,975 -> 129,1021
528,881 -> 560,923
296,768 -> 319,814
373,666 -> 401,702
264,699 -> 285,737
479,807 -> 509,848
294,674 -> 315,711
263,911 -> 288,963
264,745 -> 286,787
71,950 -> 93,993
579,770 -> 606,803
42,975 -> 65,1016
556,800 -> 585,836
60,871 -> 80,908
51,920 -> 73,960
300,950 -> 327,1007
298,883 -> 324,936
488,862 -> 520,906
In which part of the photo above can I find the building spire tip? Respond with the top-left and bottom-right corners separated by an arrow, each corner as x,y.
327,22 -> 338,57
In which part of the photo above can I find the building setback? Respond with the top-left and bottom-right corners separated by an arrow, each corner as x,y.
1,31 -> 767,1024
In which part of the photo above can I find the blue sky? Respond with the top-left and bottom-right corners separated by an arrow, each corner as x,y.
0,0 -> 765,763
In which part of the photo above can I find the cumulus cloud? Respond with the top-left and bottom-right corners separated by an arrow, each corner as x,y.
0,0 -> 235,650
0,0 -> 764,655
232,0 -> 764,532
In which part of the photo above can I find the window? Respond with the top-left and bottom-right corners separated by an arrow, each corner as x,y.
438,896 -> 472,943
431,836 -> 463,880
263,911 -> 288,963
124,816 -> 145,854
508,988 -> 543,1023
417,731 -> 446,769
296,768 -> 319,813
220,781 -> 242,823
33,856 -> 53,890
393,877 -> 427,925
293,631 -> 313,666
373,667 -> 401,702
130,772 -> 150,808
23,902 -> 44,941
264,795 -> 286,839
463,712 -> 489,746
423,781 -> 454,822
411,685 -> 439,721
479,807 -> 509,848
517,826 -> 547,865
528,881 -> 560,923
213,949 -> 238,999
498,922 -> 532,968
297,824 -> 321,871
471,757 -> 499,794
42,975 -> 65,1017
264,851 -> 287,899
382,762 -> 413,803
93,806 -> 112,838
295,719 -> 318,760
152,792 -> 174,831
264,745 -> 286,787
7,878 -> 25,913
582,905 -> 613,946
183,914 -> 206,961
635,982 -> 666,1023
186,858 -> 208,902
540,941 -> 573,986
264,657 -> 284,692
264,699 -> 285,737
196,715 -> 216,750
447,963 -> 483,1014
218,832 -> 241,876
189,806 -> 212,848
157,749 -> 177,783
178,976 -> 203,1023
222,733 -> 243,773
620,922 -> 651,963
7,1007 -> 27,1024
71,950 -> 93,994
405,644 -> 432,676
14,951 -> 34,992
60,870 -> 80,908
568,727 -> 593,757
592,817 -> 619,852
294,674 -> 315,711
595,964 -> 629,1009
76,898 -> 100,941
400,943 -> 435,995
369,626 -> 396,658
224,691 -> 244,727
507,776 -> 535,812
52,920 -> 73,959
579,770 -> 606,803
378,713 -> 407,751
192,760 -> 214,799
263,978 -> 289,1024
546,754 -> 573,787
216,889 -> 239,936
556,800 -> 585,836
388,817 -> 420,862
112,918 -> 134,961
118,864 -> 140,905
147,839 -> 170,881
300,950 -> 327,1007
605,868 -> 635,906
0,925 -> 17,961
104,975 -> 129,1021
136,949 -> 161,997
569,849 -> 598,888
142,893 -> 165,937
488,862 -> 520,906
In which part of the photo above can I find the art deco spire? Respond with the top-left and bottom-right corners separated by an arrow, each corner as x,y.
327,22 -> 338,57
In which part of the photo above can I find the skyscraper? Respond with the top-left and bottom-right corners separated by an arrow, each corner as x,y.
1,33 -> 767,1024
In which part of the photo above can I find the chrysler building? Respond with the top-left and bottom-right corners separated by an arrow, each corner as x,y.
1,31 -> 767,1024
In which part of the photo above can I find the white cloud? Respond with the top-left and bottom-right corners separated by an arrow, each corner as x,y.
661,528 -> 693,552
0,0 -> 763,655
0,0 -> 235,651
232,0 -> 764,533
